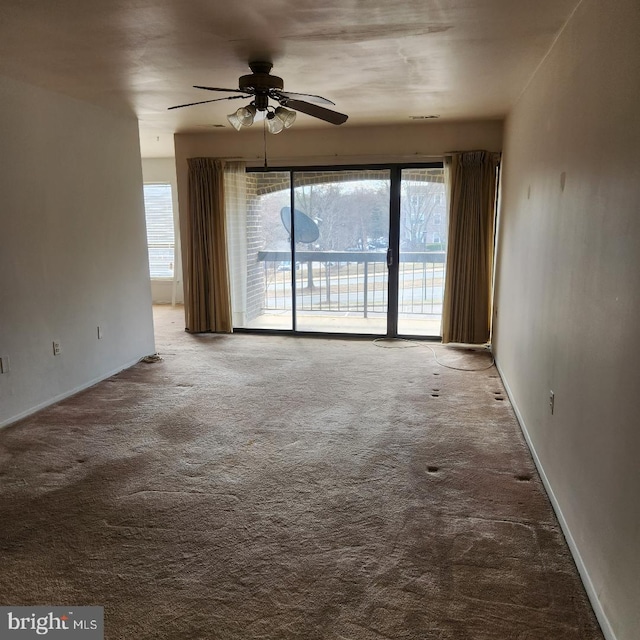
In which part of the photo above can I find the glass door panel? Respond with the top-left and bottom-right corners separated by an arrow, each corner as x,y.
292,170 -> 391,334
229,171 -> 293,330
397,168 -> 447,337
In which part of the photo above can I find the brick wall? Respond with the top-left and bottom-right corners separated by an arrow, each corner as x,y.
244,173 -> 265,322
253,168 -> 444,196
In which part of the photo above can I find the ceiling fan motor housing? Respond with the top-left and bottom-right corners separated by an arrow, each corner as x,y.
240,61 -> 283,98
238,72 -> 284,93
239,63 -> 284,111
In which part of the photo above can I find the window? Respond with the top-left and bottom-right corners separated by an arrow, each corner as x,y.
143,183 -> 175,279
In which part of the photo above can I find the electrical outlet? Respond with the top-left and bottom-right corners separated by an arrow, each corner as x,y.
549,390 -> 555,415
53,341 -> 61,356
0,356 -> 9,373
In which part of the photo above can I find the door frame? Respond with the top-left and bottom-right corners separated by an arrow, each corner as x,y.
243,162 -> 444,338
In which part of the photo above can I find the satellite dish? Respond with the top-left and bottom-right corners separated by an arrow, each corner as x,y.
280,207 -> 320,243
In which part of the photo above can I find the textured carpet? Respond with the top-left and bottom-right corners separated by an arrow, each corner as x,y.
0,306 -> 603,639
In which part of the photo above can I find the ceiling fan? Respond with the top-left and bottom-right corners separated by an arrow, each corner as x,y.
168,61 -> 348,133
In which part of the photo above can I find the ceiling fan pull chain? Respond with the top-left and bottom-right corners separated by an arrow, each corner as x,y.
263,118 -> 268,169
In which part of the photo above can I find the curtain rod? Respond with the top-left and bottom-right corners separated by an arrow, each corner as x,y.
199,153 -> 447,165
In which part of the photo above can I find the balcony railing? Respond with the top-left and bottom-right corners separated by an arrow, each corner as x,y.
257,250 -> 446,317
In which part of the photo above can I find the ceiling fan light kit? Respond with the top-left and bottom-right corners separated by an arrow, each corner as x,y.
227,104 -> 296,134
170,61 -> 348,133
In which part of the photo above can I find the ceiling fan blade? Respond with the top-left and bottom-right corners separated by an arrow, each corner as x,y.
274,90 -> 335,105
168,94 -> 249,110
282,99 -> 348,125
193,85 -> 249,94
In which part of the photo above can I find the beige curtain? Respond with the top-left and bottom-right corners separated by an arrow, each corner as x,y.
441,151 -> 500,344
185,158 -> 232,333
223,162 -> 248,327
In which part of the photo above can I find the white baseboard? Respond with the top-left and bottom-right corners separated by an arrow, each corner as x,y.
495,360 -> 616,640
0,355 -> 144,430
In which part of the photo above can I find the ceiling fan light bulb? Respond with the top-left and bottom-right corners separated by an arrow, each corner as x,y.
227,112 -> 243,131
275,106 -> 297,128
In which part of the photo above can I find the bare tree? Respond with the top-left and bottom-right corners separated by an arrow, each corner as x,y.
258,178 -> 397,250
400,180 -> 445,250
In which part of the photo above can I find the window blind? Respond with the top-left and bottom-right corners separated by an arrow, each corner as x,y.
143,183 -> 175,279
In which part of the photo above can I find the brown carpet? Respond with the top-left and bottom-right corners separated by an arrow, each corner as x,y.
0,305 -> 603,639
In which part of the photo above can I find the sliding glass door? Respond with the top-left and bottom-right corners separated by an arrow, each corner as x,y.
292,170 -> 390,334
397,167 -> 447,336
229,164 -> 446,337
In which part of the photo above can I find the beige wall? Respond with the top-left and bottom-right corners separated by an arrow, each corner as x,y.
0,74 -> 155,427
141,157 -> 184,304
174,119 -> 503,169
493,1 -> 640,639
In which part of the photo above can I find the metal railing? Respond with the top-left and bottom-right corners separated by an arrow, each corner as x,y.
257,250 -> 446,317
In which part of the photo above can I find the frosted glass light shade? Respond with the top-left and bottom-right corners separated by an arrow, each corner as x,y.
275,106 -> 297,128
266,112 -> 284,134
237,105 -> 256,127
227,104 -> 256,130
227,112 -> 243,131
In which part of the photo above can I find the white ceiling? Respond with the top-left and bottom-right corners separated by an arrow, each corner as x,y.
0,0 -> 579,157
